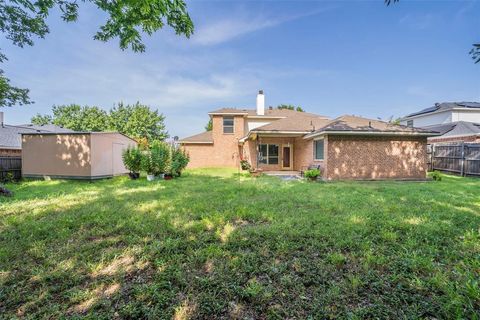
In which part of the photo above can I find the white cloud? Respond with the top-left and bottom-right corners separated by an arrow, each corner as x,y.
399,13 -> 437,30
192,9 -> 330,46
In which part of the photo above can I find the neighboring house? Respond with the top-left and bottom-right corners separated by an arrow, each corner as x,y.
180,91 -> 439,180
400,102 -> 480,128
0,111 -> 73,157
22,132 -> 137,180
423,121 -> 480,144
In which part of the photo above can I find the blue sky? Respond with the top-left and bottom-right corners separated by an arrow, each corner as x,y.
3,0 -> 479,137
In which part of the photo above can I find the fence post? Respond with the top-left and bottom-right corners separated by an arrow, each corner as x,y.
460,142 -> 465,177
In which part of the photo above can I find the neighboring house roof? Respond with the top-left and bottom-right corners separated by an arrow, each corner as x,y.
305,115 -> 439,139
422,121 -> 480,138
403,102 -> 480,118
0,124 -> 74,150
179,131 -> 213,144
251,112 -> 332,133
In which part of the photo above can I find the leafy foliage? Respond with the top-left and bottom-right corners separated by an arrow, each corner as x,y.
31,102 -> 168,141
240,160 -> 251,171
277,104 -> 305,112
0,0 -> 194,107
30,113 -> 53,125
0,68 -> 31,107
108,102 -> 168,142
149,140 -> 171,175
429,170 -> 443,181
470,44 -> 480,64
304,168 -> 320,180
170,147 -> 189,177
205,118 -> 213,131
122,147 -> 143,174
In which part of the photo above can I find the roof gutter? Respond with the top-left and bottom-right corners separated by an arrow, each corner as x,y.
179,141 -> 213,144
304,130 -> 441,139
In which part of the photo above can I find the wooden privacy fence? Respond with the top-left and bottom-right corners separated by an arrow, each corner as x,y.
428,143 -> 480,176
0,156 -> 22,181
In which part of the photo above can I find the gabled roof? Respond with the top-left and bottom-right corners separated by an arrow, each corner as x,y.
304,115 -> 439,139
251,112 -> 331,132
0,124 -> 74,150
179,131 -> 213,144
404,102 -> 480,118
422,121 -> 480,138
208,107 -> 324,118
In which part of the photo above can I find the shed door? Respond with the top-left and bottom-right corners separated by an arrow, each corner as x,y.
112,143 -> 125,175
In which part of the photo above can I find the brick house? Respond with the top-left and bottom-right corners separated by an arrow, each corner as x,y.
180,91 -> 439,180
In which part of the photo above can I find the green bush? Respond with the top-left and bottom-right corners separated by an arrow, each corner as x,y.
122,147 -> 142,173
240,160 -> 251,171
304,168 -> 320,181
140,152 -> 155,175
170,148 -> 189,177
429,171 -> 442,181
150,141 -> 171,175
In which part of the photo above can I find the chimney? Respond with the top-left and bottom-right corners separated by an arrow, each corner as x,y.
256,90 -> 265,115
0,112 -> 4,127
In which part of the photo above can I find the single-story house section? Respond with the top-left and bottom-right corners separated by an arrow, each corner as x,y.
22,132 -> 137,180
423,121 -> 480,144
180,91 -> 440,180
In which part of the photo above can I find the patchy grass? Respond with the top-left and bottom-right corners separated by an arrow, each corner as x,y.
0,169 -> 479,318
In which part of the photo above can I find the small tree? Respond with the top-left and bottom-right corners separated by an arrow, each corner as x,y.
150,141 -> 171,175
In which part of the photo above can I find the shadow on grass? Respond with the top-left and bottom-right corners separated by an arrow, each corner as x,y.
0,173 -> 479,318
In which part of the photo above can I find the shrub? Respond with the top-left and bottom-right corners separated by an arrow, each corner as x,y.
150,141 -> 171,175
430,171 -> 442,181
304,168 -> 320,181
141,152 -> 156,175
240,160 -> 251,171
122,147 -> 142,173
170,148 -> 189,177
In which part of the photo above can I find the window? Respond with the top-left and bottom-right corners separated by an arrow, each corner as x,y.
223,116 -> 234,134
259,144 -> 279,164
407,120 -> 413,127
314,139 -> 324,160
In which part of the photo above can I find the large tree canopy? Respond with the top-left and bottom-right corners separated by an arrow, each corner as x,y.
31,102 -> 168,142
0,0 -> 194,107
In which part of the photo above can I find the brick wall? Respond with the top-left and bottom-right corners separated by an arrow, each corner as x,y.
0,149 -> 21,157
324,135 -> 427,180
293,137 -> 324,171
182,115 -> 245,168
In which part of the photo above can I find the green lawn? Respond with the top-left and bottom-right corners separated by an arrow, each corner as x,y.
0,169 -> 479,319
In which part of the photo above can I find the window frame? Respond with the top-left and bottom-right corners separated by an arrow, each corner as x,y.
223,116 -> 234,134
258,143 -> 279,165
407,120 -> 413,127
314,139 -> 324,161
